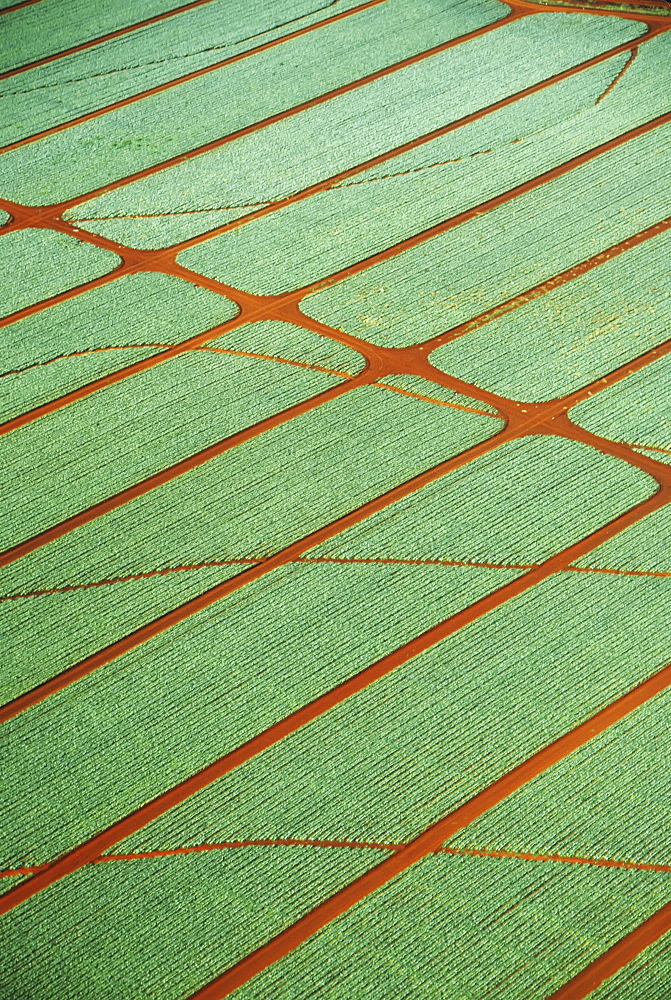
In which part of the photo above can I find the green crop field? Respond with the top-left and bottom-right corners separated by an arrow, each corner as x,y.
2,0 -> 671,997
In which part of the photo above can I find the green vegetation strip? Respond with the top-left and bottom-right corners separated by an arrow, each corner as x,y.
0,559 -> 519,867
449,685 -> 671,866
207,319 -> 364,374
572,503 -> 671,574
588,931 -> 671,999
1,434 -> 650,876
0,382 -> 500,699
570,353 -> 671,453
114,572 -> 667,855
0,0 -> 368,146
0,563 -> 244,708
429,224 -> 671,402
0,847 -> 382,1000
0,0 -> 193,74
0,324 -> 355,550
179,16 -> 649,294
308,436 -> 649,567
302,117 -> 671,348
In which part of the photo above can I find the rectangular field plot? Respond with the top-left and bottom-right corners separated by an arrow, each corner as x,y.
0,320 -> 363,550
0,0 -> 192,73
0,378 -> 500,585
0,0 -> 369,146
0,846 -> 381,1000
0,562 -> 245,708
570,352 -> 671,459
0,228 -> 119,319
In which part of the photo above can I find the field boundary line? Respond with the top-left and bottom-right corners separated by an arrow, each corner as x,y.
1,331 -> 670,720
75,26 -> 656,252
1,101 -> 669,441
3,839 -> 671,877
547,898 -> 671,998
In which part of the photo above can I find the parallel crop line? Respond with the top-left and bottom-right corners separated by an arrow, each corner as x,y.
0,0 -> 46,15
547,897 -> 671,998
419,213 -> 671,354
1,332 -> 669,722
0,17 -> 649,253
3,3 -> 671,993
1,99 -> 669,445
0,339 -> 495,416
2,203 -> 669,580
126,28 -> 658,256
0,367 -> 375,569
0,7 -> 518,197
3,553 -> 671,605
290,106 -> 671,301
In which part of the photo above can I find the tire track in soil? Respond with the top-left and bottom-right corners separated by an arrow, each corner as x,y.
186,648 -> 671,999
3,0 -> 671,960
4,551 -> 671,605
3,838 -> 671,878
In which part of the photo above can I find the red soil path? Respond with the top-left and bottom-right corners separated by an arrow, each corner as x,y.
1,344 -> 669,725
0,454 -> 668,912
1,99 -> 669,444
186,654 -> 671,998
0,4 -> 515,162
548,900 -> 671,997
0,0 -> 47,16
4,550 -> 671,606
